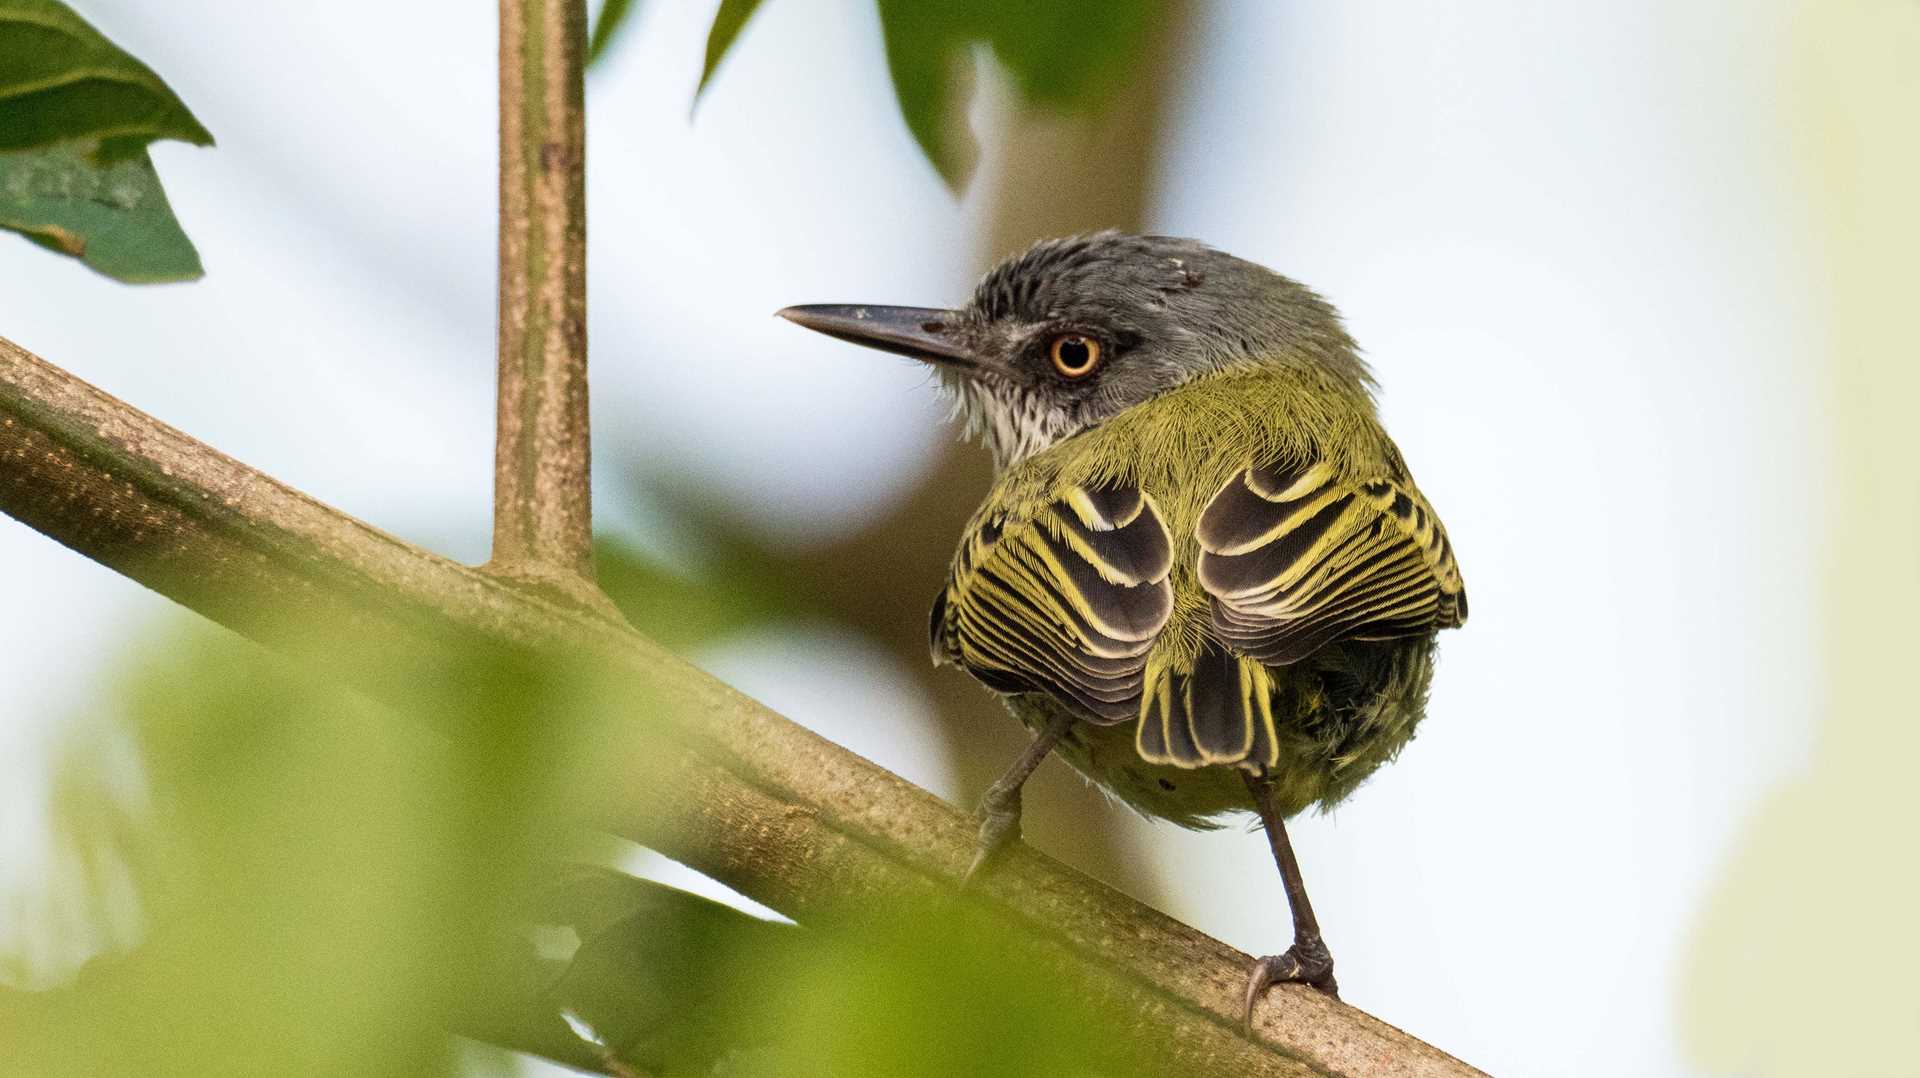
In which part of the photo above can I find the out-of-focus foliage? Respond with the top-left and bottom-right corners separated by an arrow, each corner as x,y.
0,0 -> 211,281
586,0 -> 640,65
734,900 -> 1147,1078
696,0 -> 764,99
0,613 -> 622,1075
614,0 -> 1163,190
529,868 -> 1150,1077
596,531 -> 805,655
516,865 -> 796,1074
1682,3 -> 1920,1073
0,585 -> 1151,1075
868,0 -> 1161,188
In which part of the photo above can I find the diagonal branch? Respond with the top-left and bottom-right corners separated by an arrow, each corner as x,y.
0,334 -> 1486,1078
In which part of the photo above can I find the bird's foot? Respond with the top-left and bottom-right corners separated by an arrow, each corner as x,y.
1243,936 -> 1338,1024
963,785 -> 1022,885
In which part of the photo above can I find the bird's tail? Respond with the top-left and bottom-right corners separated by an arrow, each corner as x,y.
1135,641 -> 1280,770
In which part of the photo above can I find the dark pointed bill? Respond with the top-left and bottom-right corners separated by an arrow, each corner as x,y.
776,304 -> 975,369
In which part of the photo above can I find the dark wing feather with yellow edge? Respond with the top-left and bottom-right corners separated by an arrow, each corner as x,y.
1196,460 -> 1467,668
1137,639 -> 1286,769
932,480 -> 1174,725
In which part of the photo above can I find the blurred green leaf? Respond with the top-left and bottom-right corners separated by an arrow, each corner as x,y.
878,0 -> 1160,190
0,140 -> 201,281
737,898 -> 1147,1078
519,875 -> 1150,1077
0,0 -> 213,154
586,0 -> 641,66
448,866 -> 798,1074
594,528 -> 806,654
528,867 -> 794,1075
4,570 -> 1167,1075
697,0 -> 1161,189
5,609 -> 634,1076
0,0 -> 211,280
696,0 -> 766,99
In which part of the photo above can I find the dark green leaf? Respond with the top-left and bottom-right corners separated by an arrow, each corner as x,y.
586,0 -> 640,67
0,140 -> 201,282
509,871 -> 1155,1076
906,0 -> 1161,190
0,0 -> 213,153
0,1 -> 211,281
982,0 -> 1158,109
531,868 -> 796,1072
701,0 -> 1161,191
869,1 -> 977,188
696,0 -> 767,99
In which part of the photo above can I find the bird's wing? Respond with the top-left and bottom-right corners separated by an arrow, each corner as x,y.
1196,459 -> 1467,668
932,479 -> 1175,724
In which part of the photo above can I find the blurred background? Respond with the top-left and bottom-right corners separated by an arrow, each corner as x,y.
1,1 -> 1913,1075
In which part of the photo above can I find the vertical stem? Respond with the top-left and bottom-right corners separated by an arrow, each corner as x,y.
493,0 -> 593,583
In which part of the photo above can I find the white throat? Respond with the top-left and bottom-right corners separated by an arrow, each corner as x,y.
945,378 -> 1078,471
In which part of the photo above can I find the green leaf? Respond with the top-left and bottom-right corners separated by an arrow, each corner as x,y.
695,0 -> 767,99
0,1 -> 211,281
696,0 -> 1162,191
0,140 -> 201,282
0,0 -> 213,153
885,0 -> 1160,190
869,2 -> 978,191
586,0 -> 641,66
979,0 -> 1159,110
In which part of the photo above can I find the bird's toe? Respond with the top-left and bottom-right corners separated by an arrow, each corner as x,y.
1243,938 -> 1338,1026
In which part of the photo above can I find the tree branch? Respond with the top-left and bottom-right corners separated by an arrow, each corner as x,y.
0,334 -> 1486,1077
493,0 -> 594,585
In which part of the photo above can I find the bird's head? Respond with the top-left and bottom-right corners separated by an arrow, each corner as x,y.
779,232 -> 1369,470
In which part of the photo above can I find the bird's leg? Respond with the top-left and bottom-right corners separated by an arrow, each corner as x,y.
1241,771 -> 1339,1021
965,709 -> 1074,884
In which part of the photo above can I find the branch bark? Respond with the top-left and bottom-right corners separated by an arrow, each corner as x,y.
493,0 -> 594,586
0,335 -> 1485,1078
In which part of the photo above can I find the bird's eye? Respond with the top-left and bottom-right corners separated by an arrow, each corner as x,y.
1049,334 -> 1102,379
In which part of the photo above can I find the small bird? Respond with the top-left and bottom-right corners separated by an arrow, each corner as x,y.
778,232 -> 1466,1019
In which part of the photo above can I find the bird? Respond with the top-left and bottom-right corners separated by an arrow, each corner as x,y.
777,232 -> 1466,1020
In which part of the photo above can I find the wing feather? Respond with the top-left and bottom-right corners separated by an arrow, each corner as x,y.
934,479 -> 1174,724
1197,460 -> 1466,667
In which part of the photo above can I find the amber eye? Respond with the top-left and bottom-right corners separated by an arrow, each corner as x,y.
1049,334 -> 1102,379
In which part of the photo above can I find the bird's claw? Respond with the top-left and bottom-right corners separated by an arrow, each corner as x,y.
962,788 -> 1022,886
1243,937 -> 1339,1025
